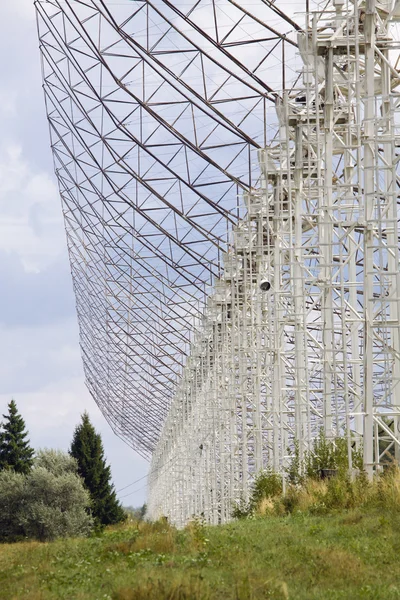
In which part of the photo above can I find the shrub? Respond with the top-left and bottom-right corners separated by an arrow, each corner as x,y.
20,467 -> 94,541
35,448 -> 78,475
0,450 -> 94,542
231,495 -> 251,519
0,470 -> 26,540
256,495 -> 286,517
250,469 -> 282,510
284,479 -> 329,515
235,465 -> 400,520
304,430 -> 355,478
372,465 -> 400,511
232,435 -> 400,520
285,431 -> 364,483
286,440 -> 303,485
232,469 -> 283,518
125,503 -> 147,522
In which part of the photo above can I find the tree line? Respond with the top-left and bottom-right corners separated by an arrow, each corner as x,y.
0,400 -> 126,542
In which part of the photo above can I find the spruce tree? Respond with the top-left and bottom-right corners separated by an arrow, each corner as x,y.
70,412 -> 125,526
0,400 -> 34,474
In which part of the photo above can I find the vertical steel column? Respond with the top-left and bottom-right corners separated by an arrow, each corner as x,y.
321,45 -> 335,437
293,123 -> 309,456
363,0 -> 376,477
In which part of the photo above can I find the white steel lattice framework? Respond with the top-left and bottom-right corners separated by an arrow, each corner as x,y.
36,0 -> 400,526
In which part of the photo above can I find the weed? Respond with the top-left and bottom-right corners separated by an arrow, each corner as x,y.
185,517 -> 209,552
1,512 -> 400,599
113,577 -> 211,600
234,433 -> 400,521
251,469 -> 283,508
231,496 -> 251,520
285,431 -> 364,484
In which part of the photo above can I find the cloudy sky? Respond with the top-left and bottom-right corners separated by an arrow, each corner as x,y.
0,0 -> 148,506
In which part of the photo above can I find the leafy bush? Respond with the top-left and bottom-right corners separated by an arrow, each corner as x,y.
0,470 -> 26,540
286,430 -> 363,483
231,495 -> 251,520
232,469 -> 283,518
236,465 -> 400,519
282,476 -> 355,515
232,433 -> 400,520
21,467 -> 94,541
35,448 -> 78,475
286,440 -> 302,484
250,469 -> 282,509
282,479 -> 328,515
125,503 -> 147,522
0,450 -> 94,542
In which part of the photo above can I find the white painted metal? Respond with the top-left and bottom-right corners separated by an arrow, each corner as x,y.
148,0 -> 400,525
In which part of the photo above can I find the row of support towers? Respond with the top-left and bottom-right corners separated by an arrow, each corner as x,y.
148,0 -> 400,526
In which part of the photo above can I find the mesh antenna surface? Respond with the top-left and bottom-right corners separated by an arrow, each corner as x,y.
36,0 -> 400,525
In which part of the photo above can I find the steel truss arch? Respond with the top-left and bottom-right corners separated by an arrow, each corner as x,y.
36,0 -> 400,521
36,0 -> 294,454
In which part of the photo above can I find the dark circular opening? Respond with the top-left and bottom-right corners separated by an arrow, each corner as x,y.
260,280 -> 271,292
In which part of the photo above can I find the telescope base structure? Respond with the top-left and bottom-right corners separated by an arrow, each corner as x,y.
148,1 -> 400,526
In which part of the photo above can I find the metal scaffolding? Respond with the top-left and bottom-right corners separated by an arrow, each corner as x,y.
36,0 -> 400,526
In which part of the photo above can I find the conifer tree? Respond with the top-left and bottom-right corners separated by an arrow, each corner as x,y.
0,400 -> 34,474
70,412 -> 126,526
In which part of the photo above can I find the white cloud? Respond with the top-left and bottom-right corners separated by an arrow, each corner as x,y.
0,144 -> 64,271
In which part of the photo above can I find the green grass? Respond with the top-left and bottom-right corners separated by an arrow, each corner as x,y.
1,510 -> 400,599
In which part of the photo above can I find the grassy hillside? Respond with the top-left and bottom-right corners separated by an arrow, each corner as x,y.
1,509 -> 400,599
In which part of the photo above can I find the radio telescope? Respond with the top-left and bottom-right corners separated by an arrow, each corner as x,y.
36,0 -> 400,525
